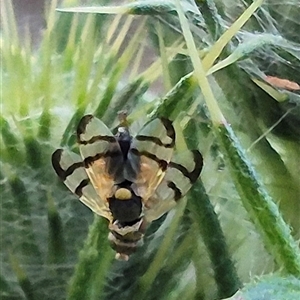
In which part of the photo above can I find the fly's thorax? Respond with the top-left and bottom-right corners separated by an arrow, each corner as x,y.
108,185 -> 142,223
116,126 -> 132,160
108,218 -> 147,260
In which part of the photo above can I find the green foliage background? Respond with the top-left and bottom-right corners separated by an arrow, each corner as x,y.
1,0 -> 300,299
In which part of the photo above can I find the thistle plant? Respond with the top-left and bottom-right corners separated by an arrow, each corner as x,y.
1,0 -> 300,299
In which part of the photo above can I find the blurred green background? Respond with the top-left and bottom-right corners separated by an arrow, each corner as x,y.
1,0 -> 300,299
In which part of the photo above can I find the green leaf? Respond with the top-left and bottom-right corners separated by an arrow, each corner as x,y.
228,275 -> 300,300
2,0 -> 300,299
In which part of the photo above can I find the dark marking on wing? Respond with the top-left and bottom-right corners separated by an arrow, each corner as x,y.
76,114 -> 93,137
76,114 -> 117,144
130,148 -> 168,171
74,178 -> 90,197
169,150 -> 203,183
52,149 -> 84,181
135,135 -> 173,148
134,118 -> 175,148
78,135 -> 117,145
52,149 -> 65,178
167,181 -> 182,201
160,118 -> 176,147
84,150 -> 123,167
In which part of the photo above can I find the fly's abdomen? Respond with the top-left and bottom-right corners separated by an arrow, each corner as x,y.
108,218 -> 146,260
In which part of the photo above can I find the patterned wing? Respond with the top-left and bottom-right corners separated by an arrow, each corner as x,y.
144,150 -> 203,222
125,118 -> 176,202
77,115 -> 124,201
52,149 -> 112,220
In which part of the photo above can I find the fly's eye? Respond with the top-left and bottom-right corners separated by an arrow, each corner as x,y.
115,188 -> 132,200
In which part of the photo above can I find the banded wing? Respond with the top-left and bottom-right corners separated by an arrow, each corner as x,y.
144,150 -> 203,222
125,118 -> 176,202
77,115 -> 124,202
52,149 -> 112,220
